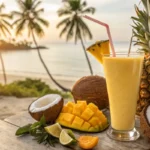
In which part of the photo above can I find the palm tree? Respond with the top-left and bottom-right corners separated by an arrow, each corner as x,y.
13,0 -> 70,91
57,0 -> 95,75
0,3 -> 12,84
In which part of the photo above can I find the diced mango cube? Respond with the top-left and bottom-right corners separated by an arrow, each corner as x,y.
88,127 -> 95,132
72,104 -> 82,116
77,101 -> 87,110
95,110 -> 103,117
81,107 -> 94,121
87,103 -> 98,113
66,101 -> 74,108
61,106 -> 68,113
72,116 -> 84,128
89,117 -> 100,126
62,113 -> 75,124
81,122 -> 91,131
56,113 -> 64,122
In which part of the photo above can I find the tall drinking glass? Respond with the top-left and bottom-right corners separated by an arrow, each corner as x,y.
103,52 -> 144,141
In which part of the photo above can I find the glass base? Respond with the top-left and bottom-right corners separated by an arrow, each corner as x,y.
107,127 -> 140,141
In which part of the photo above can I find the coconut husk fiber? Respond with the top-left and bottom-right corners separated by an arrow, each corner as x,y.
72,75 -> 109,110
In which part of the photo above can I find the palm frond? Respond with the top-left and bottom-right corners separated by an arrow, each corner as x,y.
26,0 -> 33,10
12,18 -> 23,26
12,11 -> 23,17
59,20 -> 71,37
2,20 -> 12,28
33,0 -> 42,10
82,7 -> 95,14
57,8 -> 72,17
14,0 -> 48,38
0,26 -> 7,37
78,18 -> 92,39
68,0 -> 80,11
0,13 -> 12,19
33,22 -> 44,37
0,3 -> 5,13
16,19 -> 26,36
36,17 -> 49,27
34,8 -> 44,16
57,17 -> 70,28
75,21 -> 80,44
66,19 -> 75,41
16,0 -> 26,10
1,24 -> 11,35
58,0 -> 95,43
81,1 -> 87,8
28,25 -> 32,37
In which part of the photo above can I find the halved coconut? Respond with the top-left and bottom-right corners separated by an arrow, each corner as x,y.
28,94 -> 64,123
140,104 -> 150,139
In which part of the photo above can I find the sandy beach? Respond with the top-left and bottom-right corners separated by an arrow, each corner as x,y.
0,73 -> 76,90
0,73 -> 76,120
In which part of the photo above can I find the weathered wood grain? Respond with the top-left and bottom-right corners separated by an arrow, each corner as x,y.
4,111 -> 150,150
0,120 -> 73,150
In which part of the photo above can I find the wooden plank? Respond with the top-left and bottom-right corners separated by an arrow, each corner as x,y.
0,120 -> 113,150
0,120 -> 74,150
4,111 -> 150,150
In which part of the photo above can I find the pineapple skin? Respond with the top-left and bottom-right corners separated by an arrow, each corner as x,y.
131,0 -> 150,115
137,54 -> 150,115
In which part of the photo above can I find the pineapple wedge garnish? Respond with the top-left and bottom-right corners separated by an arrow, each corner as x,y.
87,40 -> 110,63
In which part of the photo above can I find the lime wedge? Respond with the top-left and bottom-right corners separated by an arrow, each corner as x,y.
59,129 -> 74,145
44,123 -> 62,138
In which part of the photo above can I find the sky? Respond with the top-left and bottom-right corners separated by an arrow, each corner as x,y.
0,0 -> 139,44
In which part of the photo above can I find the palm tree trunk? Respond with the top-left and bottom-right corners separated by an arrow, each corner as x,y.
80,34 -> 93,75
0,52 -> 7,84
31,30 -> 70,92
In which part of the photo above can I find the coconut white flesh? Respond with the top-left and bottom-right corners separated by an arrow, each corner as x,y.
29,94 -> 62,113
146,105 -> 150,124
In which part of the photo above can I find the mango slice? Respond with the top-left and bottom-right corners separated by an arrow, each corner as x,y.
56,101 -> 109,132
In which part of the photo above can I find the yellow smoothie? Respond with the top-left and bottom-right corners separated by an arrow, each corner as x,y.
103,56 -> 143,130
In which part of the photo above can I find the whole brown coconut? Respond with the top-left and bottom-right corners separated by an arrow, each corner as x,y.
28,94 -> 64,123
72,75 -> 109,110
140,104 -> 150,140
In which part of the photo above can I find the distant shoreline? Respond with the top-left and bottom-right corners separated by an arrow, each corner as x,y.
0,46 -> 48,51
0,39 -> 48,51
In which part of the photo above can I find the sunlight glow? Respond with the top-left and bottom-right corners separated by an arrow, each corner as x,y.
0,0 -> 138,43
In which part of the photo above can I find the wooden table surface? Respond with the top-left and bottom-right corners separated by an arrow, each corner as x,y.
0,111 -> 149,150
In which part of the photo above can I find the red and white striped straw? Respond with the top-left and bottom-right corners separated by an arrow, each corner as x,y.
83,15 -> 116,57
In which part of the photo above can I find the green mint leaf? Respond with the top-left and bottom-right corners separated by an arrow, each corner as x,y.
15,124 -> 32,136
40,115 -> 46,126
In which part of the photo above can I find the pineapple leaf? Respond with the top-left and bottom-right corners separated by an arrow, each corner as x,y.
134,42 -> 150,50
133,29 -> 146,40
137,48 -> 149,53
148,16 -> 150,31
133,35 -> 147,44
131,16 -> 141,22
147,0 -> 150,16
142,0 -> 148,12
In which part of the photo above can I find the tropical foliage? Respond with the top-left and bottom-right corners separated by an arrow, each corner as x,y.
0,78 -> 71,98
57,0 -> 95,75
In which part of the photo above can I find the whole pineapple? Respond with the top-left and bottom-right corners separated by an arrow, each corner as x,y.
132,0 -> 150,115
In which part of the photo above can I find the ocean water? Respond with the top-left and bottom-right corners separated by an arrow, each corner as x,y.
0,42 -> 137,81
